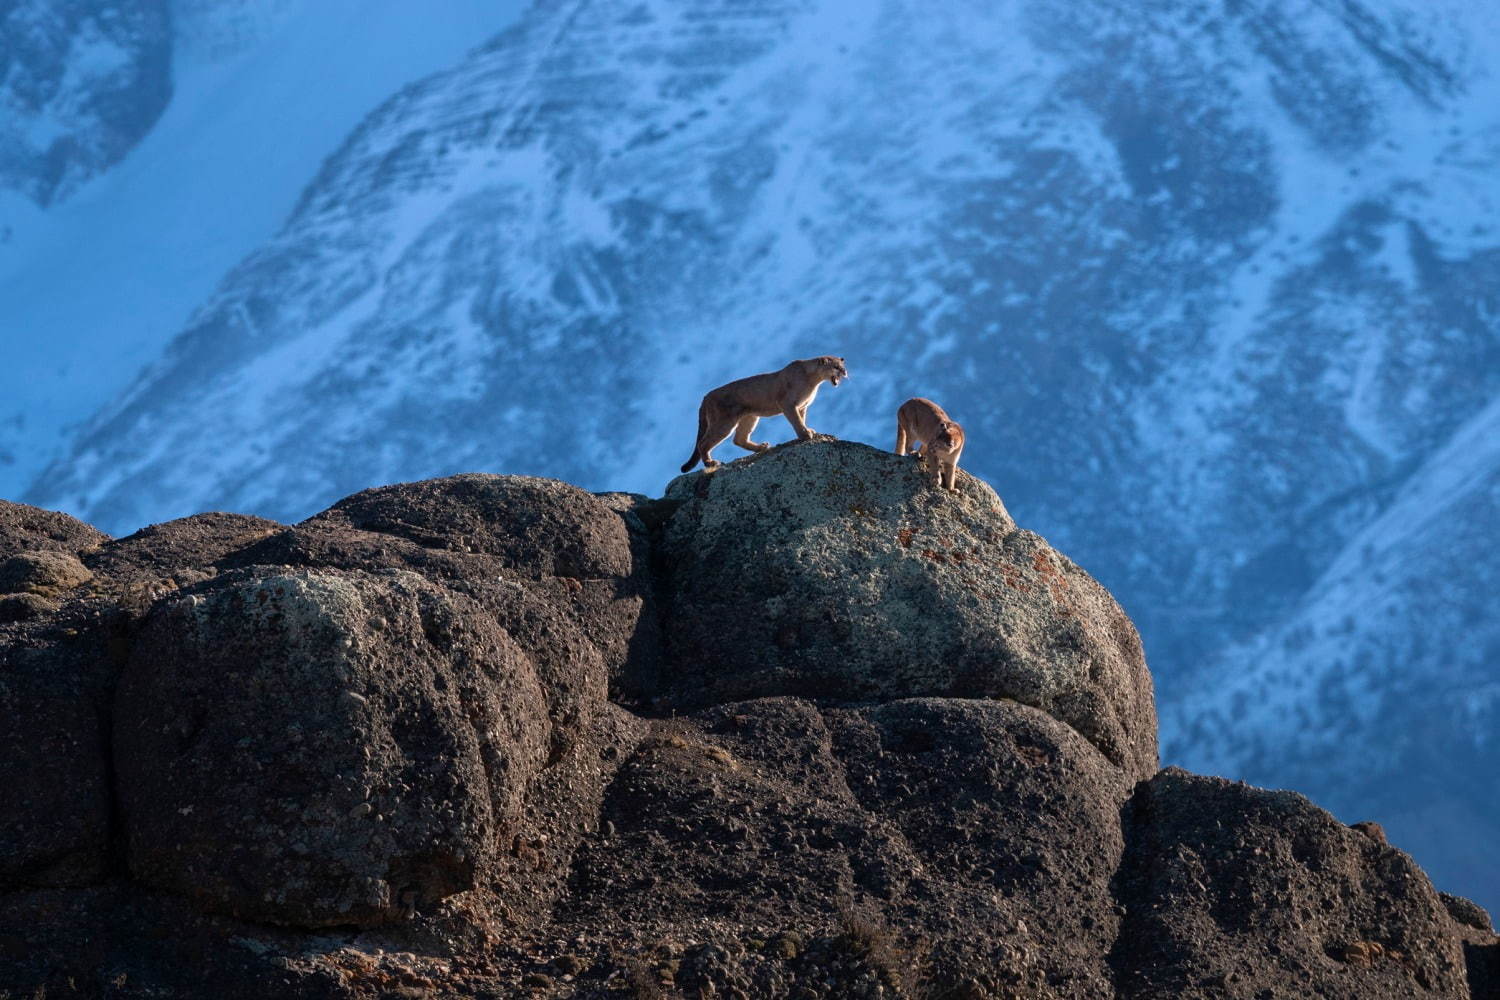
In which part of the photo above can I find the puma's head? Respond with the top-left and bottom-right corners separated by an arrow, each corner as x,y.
817,356 -> 848,386
933,421 -> 964,453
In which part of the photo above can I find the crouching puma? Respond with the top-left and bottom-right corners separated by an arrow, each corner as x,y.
681,356 -> 849,472
896,397 -> 965,491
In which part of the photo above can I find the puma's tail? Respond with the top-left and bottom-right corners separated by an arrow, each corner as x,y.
681,405 -> 707,472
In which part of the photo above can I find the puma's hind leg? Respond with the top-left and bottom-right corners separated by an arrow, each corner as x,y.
697,411 -> 739,470
895,422 -> 908,456
733,414 -> 769,453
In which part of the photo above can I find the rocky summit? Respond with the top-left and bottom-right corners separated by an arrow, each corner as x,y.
0,440 -> 1494,999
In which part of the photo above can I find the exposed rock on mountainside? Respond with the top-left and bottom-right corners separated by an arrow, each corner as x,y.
0,0 -> 172,207
1,443 -> 1494,998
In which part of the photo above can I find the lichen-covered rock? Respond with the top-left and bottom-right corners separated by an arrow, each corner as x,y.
1110,768 -> 1473,999
0,549 -> 93,597
0,604 -> 127,889
661,440 -> 1157,780
0,499 -> 109,560
115,567 -> 550,928
0,470 -> 1491,999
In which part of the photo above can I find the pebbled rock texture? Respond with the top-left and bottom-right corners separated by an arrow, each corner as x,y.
1110,769 -> 1476,998
0,498 -> 108,559
115,567 -> 550,927
0,602 -> 127,890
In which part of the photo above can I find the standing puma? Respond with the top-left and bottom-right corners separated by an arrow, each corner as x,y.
681,356 -> 849,472
895,397 -> 965,491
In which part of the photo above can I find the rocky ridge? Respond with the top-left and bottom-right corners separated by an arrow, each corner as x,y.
1,440 -> 1494,998
21,0 -> 1500,912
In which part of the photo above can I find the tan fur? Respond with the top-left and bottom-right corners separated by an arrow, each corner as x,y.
895,397 -> 965,491
682,356 -> 849,472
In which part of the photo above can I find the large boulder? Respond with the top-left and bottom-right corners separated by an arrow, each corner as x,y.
115,567 -> 551,928
223,474 -> 660,738
0,604 -> 126,889
1111,768 -> 1474,998
661,440 -> 1157,780
827,698 -> 1134,997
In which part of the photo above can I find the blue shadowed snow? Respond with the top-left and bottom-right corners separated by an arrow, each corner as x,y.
0,0 -> 528,497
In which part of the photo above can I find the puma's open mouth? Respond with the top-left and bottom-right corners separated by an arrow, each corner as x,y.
832,374 -> 844,386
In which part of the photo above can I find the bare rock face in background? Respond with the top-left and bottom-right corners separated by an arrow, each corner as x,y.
0,450 -> 1493,997
662,441 -> 1158,781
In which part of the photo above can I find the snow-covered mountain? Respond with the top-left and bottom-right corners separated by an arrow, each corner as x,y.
19,0 -> 1500,908
0,0 -> 527,503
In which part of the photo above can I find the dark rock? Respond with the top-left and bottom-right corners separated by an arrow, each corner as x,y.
115,567 -> 551,928
828,698 -> 1132,995
309,474 -> 656,688
0,885 -> 352,1000
0,468 -> 1488,999
0,591 -> 59,622
227,474 -> 659,713
0,549 -> 93,597
662,440 -> 1157,780
1110,768 -> 1471,998
1443,892 -> 1494,933
0,605 -> 128,889
557,695 -> 1131,997
84,512 -> 282,598
311,473 -> 631,579
0,499 -> 109,559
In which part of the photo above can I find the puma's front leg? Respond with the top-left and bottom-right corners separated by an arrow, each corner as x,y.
783,401 -> 814,440
797,402 -> 818,438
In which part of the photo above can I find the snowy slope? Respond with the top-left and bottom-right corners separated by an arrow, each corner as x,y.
0,0 -> 528,500
1167,393 -> 1500,901
21,0 -> 1500,907
0,0 -> 171,210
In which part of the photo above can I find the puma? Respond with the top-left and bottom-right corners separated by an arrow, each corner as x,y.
681,356 -> 849,472
895,397 -> 965,491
